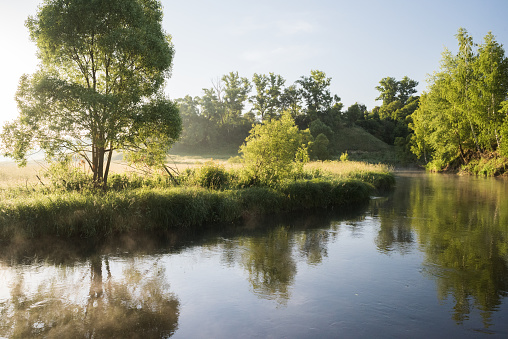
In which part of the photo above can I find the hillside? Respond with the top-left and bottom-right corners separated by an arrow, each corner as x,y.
170,125 -> 395,163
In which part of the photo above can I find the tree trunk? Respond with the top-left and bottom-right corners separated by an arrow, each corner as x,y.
103,143 -> 113,189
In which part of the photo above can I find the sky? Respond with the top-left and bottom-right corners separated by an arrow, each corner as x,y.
1,0 -> 508,128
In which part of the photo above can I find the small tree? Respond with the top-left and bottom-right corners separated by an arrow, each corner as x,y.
240,112 -> 309,185
308,133 -> 330,161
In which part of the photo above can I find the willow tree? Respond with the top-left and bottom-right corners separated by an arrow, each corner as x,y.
1,0 -> 181,188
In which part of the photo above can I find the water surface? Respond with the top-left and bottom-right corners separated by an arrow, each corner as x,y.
1,172 -> 508,338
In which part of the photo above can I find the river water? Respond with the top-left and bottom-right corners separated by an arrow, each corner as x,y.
1,171 -> 508,338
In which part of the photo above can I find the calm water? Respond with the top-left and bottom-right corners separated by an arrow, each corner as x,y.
1,172 -> 508,338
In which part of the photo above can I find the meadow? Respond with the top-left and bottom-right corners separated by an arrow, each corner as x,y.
0,156 -> 394,240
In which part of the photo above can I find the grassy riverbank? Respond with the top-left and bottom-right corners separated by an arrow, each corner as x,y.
0,161 -> 394,239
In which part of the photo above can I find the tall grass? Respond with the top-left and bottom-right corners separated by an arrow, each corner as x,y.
0,160 -> 395,239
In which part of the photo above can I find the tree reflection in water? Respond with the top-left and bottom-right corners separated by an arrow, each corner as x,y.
0,256 -> 179,338
234,215 -> 346,305
1,174 -> 507,334
375,173 -> 508,327
239,226 -> 297,305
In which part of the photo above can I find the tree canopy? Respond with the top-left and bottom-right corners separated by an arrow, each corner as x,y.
411,28 -> 508,170
1,0 -> 181,188
176,70 -> 344,159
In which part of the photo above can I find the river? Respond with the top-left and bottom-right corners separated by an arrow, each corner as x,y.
1,171 -> 508,338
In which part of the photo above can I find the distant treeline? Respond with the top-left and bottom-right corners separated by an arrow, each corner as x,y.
176,28 -> 508,173
175,70 -> 419,162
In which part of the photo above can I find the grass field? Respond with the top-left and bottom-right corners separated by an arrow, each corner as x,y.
0,154 -> 391,188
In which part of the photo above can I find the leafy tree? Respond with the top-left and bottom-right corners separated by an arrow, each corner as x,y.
176,95 -> 208,146
398,76 -> 419,104
309,119 -> 334,141
308,133 -> 330,160
240,112 -> 309,185
280,84 -> 303,118
344,103 -> 367,127
249,73 -> 270,121
249,73 -> 284,121
203,79 -> 227,124
472,32 -> 508,150
376,76 -> 399,108
265,73 -> 286,120
297,70 -> 339,122
411,28 -> 508,170
1,0 -> 180,188
376,76 -> 419,120
357,76 -> 419,163
222,71 -> 251,123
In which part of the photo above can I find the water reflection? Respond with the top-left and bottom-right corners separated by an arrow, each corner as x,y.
379,173 -> 508,327
0,256 -> 179,338
213,210 -> 362,306
239,226 -> 296,304
1,174 -> 508,336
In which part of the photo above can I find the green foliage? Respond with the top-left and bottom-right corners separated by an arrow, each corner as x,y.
1,0 -> 180,188
411,28 -> 508,172
240,112 -> 310,185
344,103 -> 367,127
185,163 -> 230,190
222,72 -> 252,122
0,160 -> 395,239
460,156 -> 508,176
174,69 -> 344,159
346,170 -> 396,191
297,70 -> 339,121
353,76 -> 419,163
308,133 -> 330,161
309,119 -> 334,140
249,73 -> 285,121
41,157 -> 93,192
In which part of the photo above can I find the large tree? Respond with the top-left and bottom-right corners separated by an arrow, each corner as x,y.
1,0 -> 181,188
411,28 -> 508,170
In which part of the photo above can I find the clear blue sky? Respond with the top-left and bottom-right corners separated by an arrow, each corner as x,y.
1,0 -> 508,127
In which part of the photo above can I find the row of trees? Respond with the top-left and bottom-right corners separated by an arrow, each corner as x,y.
1,0 -> 417,193
176,70 -> 424,162
411,28 -> 508,170
176,70 -> 343,159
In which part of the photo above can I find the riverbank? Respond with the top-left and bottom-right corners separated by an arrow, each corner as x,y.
0,161 -> 394,239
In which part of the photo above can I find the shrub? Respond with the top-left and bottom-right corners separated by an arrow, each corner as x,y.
240,112 -> 309,186
187,163 -> 230,190
41,157 -> 93,192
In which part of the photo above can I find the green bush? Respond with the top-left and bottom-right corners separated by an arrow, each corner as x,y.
309,133 -> 330,160
186,163 -> 230,190
41,158 -> 93,192
347,170 -> 395,191
240,112 -> 309,186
